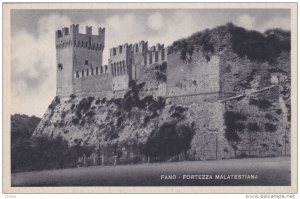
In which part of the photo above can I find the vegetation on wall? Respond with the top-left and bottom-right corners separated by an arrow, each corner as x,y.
143,122 -> 195,161
224,111 -> 247,142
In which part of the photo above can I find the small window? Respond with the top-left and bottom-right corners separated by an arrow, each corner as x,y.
82,70 -> 84,77
86,69 -> 89,76
57,63 -> 63,70
85,60 -> 88,65
96,67 -> 99,75
76,71 -> 79,78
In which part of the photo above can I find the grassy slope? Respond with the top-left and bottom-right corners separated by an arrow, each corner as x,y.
12,156 -> 290,186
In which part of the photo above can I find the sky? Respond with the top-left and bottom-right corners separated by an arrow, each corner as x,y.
10,9 -> 291,117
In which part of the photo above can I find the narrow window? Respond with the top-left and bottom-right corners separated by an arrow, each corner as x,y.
86,69 -> 89,76
123,61 -> 126,74
82,70 -> 84,77
105,65 -> 108,73
101,66 -> 103,74
76,71 -> 79,78
117,63 -> 120,76
155,52 -> 158,62
85,60 -> 88,65
96,67 -> 99,75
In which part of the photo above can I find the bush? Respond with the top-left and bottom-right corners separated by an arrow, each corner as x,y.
71,117 -> 79,125
249,99 -> 272,110
48,96 -> 60,110
224,111 -> 247,141
11,136 -> 69,172
70,94 -> 76,99
143,122 -> 195,161
95,98 -> 100,105
265,123 -> 277,132
229,23 -> 290,63
247,122 -> 260,132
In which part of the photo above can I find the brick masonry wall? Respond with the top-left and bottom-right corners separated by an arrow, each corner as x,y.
167,52 -> 220,97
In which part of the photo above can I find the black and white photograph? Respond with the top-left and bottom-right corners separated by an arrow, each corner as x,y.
2,2 -> 297,194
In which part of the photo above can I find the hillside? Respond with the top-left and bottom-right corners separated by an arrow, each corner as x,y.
30,23 -> 290,170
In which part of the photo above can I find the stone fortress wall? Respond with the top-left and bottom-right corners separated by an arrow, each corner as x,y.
55,25 -> 281,106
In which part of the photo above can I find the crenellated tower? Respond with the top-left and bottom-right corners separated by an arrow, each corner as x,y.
55,24 -> 106,97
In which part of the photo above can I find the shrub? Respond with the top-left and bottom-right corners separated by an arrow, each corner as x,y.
276,109 -> 282,115
61,111 -> 66,119
249,99 -> 272,110
95,98 -> 100,105
143,122 -> 195,161
247,122 -> 260,132
75,97 -> 95,118
70,94 -> 76,99
228,23 -> 290,63
71,117 -> 79,125
224,111 -> 247,141
265,123 -> 277,132
48,96 -> 60,110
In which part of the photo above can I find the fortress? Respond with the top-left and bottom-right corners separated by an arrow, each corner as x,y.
56,24 -> 168,99
33,24 -> 290,161
55,24 -> 285,106
55,24 -> 231,104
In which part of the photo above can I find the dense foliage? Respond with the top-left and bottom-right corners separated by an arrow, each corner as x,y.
144,122 -> 195,161
168,23 -> 290,63
224,111 -> 247,141
11,135 -> 94,173
11,114 -> 40,146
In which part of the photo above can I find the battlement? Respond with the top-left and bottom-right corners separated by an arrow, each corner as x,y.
55,24 -> 105,51
146,43 -> 167,65
110,43 -> 131,57
74,64 -> 108,79
56,24 -> 105,39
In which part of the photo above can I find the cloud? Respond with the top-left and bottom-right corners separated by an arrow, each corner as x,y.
235,13 -> 290,32
80,13 -> 148,64
257,16 -> 290,32
236,14 -> 256,30
11,14 -> 72,117
147,12 -> 164,31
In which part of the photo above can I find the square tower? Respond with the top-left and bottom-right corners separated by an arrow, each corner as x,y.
55,24 -> 105,97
